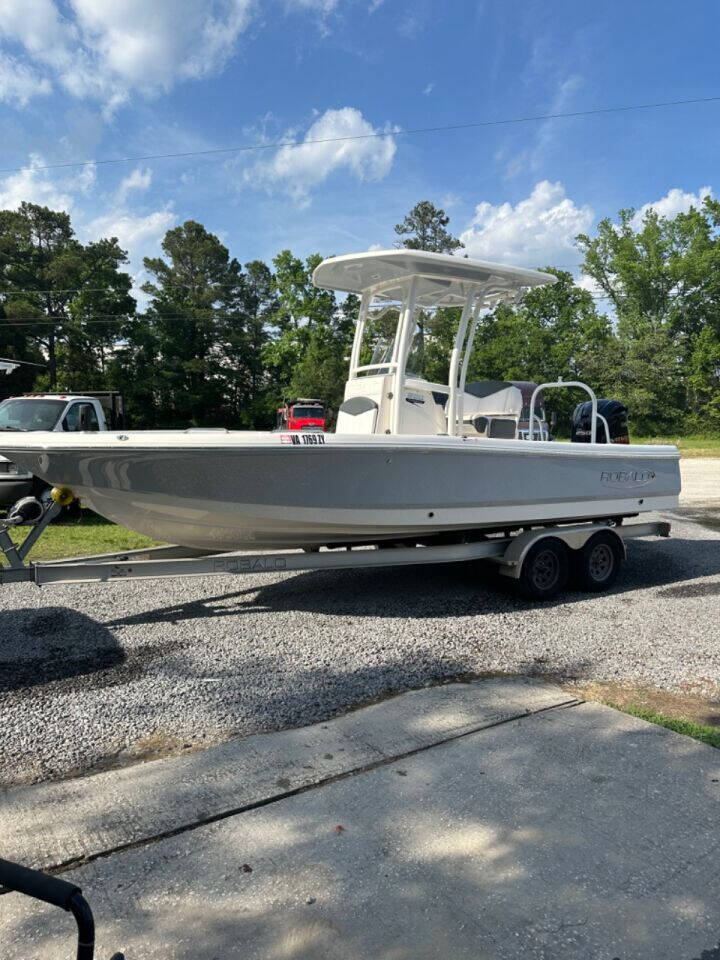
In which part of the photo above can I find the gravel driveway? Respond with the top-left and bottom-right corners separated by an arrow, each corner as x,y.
1,507 -> 719,787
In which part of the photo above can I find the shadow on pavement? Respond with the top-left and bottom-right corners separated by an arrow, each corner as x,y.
0,608 -> 125,693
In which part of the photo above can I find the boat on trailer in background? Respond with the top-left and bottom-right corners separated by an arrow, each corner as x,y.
0,250 -> 679,599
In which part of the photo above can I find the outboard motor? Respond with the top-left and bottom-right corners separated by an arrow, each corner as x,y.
571,399 -> 629,444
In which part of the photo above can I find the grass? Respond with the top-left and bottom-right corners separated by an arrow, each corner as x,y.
631,434 -> 720,458
608,702 -> 720,749
3,511 -> 160,563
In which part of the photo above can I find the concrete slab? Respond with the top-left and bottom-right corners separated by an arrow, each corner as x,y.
1,690 -> 719,959
1,677 -> 572,871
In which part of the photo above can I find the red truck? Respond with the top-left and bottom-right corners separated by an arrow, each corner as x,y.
276,398 -> 327,432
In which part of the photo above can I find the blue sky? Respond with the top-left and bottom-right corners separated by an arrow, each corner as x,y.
1,0 -> 718,299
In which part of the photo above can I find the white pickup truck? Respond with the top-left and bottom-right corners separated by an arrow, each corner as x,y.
0,392 -> 124,508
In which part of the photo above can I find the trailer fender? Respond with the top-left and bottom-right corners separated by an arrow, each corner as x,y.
495,524 -> 625,579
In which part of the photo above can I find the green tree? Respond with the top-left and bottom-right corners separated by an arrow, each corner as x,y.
264,251 -> 339,404
235,259 -> 277,427
600,326 -> 685,434
687,325 -> 720,430
422,306 -> 462,384
288,292 -> 359,419
132,221 -> 248,427
393,202 -> 464,378
269,251 -> 336,331
0,203 -> 134,388
577,196 -> 720,430
0,303 -> 44,399
290,325 -> 348,416
394,201 -> 464,253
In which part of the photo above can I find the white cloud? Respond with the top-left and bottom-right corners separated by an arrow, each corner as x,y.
0,152 -> 173,306
631,186 -> 713,228
285,0 -> 339,11
504,75 -> 583,178
0,154 -> 74,211
0,54 -> 52,105
247,107 -> 397,205
0,153 -> 98,212
0,0 -> 253,111
86,209 -> 175,255
76,163 -> 98,195
70,0 -> 252,89
117,167 -> 153,202
441,193 -> 460,210
398,13 -> 423,38
460,180 -> 593,268
85,209 -> 177,305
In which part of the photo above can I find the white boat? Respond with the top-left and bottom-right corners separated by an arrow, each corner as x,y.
0,250 -> 680,552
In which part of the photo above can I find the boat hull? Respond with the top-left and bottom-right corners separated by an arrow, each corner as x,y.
0,432 -> 681,551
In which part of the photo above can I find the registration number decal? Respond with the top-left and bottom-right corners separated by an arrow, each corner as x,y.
280,433 -> 325,446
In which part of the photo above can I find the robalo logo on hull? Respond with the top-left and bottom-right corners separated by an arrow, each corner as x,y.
600,469 -> 656,487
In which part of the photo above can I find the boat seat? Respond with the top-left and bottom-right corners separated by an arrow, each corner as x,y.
487,418 -> 518,439
462,415 -> 489,436
336,396 -> 378,434
465,380 -> 513,398
461,414 -> 518,439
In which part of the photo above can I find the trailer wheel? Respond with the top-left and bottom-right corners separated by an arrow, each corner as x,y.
574,531 -> 623,592
518,538 -> 569,601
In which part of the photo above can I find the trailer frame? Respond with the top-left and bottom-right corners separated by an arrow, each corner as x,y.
0,498 -> 670,599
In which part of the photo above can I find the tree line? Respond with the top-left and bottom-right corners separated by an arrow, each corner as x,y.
1,198 -> 718,435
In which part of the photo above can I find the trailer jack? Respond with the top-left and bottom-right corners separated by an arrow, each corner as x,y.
0,494 -> 62,571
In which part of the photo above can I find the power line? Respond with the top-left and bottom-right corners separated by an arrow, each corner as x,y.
1,95 -> 719,175
0,317 -> 222,327
0,314 -> 244,327
0,318 -> 197,323
0,286 -> 214,295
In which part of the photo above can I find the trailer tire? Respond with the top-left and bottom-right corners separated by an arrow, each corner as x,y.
518,538 -> 569,601
573,530 -> 622,592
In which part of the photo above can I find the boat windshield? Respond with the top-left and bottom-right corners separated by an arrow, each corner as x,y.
357,300 -> 401,374
520,403 -> 546,422
355,294 -> 456,382
0,398 -> 65,431
405,311 -> 434,380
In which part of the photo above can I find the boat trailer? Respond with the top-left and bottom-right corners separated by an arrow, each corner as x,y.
1,493 -> 670,601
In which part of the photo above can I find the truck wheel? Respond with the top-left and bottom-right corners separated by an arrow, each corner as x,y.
574,531 -> 623,592
518,538 -> 569,601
